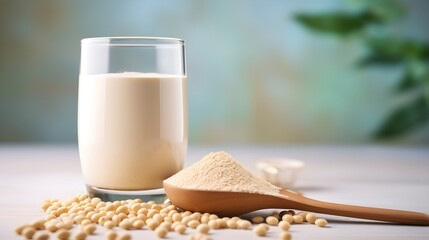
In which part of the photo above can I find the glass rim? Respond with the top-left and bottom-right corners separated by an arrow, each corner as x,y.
81,37 -> 185,46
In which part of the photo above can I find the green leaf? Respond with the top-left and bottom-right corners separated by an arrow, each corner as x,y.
362,0 -> 405,22
357,51 -> 404,66
396,71 -> 418,92
396,61 -> 429,92
375,96 -> 429,138
358,38 -> 429,67
294,11 -> 379,35
294,0 -> 404,35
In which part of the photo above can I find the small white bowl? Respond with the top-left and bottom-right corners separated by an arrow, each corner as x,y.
257,158 -> 305,189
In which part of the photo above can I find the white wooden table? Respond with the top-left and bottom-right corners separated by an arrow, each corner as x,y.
1,144 -> 428,239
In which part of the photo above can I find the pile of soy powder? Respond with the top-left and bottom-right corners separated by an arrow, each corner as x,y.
164,151 -> 281,196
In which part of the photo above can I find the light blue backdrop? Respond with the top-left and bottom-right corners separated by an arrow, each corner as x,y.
0,0 -> 428,144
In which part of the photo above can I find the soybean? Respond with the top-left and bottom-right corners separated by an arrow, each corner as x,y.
253,224 -> 268,236
315,218 -> 328,227
155,227 -> 168,238
74,231 -> 87,240
280,231 -> 292,240
197,223 -> 210,234
105,230 -> 117,240
266,216 -> 279,225
33,231 -> 50,240
56,229 -> 70,240
278,220 -> 291,231
292,215 -> 303,224
251,216 -> 264,224
282,214 -> 294,223
174,224 -> 187,234
306,213 -> 317,224
22,226 -> 36,239
117,232 -> 132,240
237,220 -> 251,229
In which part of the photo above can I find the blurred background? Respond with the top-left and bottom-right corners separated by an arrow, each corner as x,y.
0,0 -> 428,145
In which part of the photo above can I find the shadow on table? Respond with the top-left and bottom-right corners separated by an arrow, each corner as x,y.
293,185 -> 332,193
326,219 -> 403,226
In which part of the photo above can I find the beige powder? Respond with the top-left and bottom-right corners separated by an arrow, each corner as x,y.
164,151 -> 281,196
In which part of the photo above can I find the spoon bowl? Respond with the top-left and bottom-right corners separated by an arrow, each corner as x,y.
163,183 -> 429,226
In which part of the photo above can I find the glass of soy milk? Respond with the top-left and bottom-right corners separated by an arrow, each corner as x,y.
78,37 -> 187,202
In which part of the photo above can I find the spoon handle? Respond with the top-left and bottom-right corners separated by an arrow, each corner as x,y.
284,191 -> 429,225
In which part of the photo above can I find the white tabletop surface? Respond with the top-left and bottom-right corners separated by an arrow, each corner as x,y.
1,144 -> 428,239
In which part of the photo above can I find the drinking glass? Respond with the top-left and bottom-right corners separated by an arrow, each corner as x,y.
78,37 -> 187,202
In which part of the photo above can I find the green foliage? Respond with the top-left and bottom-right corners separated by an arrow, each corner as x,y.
294,11 -> 379,35
395,62 -> 428,93
294,0 -> 429,139
294,0 -> 404,36
375,96 -> 429,138
355,0 -> 405,22
396,71 -> 418,92
358,39 -> 429,67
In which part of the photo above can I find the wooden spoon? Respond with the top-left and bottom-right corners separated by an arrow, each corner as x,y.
163,183 -> 429,226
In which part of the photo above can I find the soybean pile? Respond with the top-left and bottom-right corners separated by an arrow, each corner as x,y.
15,193 -> 328,240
